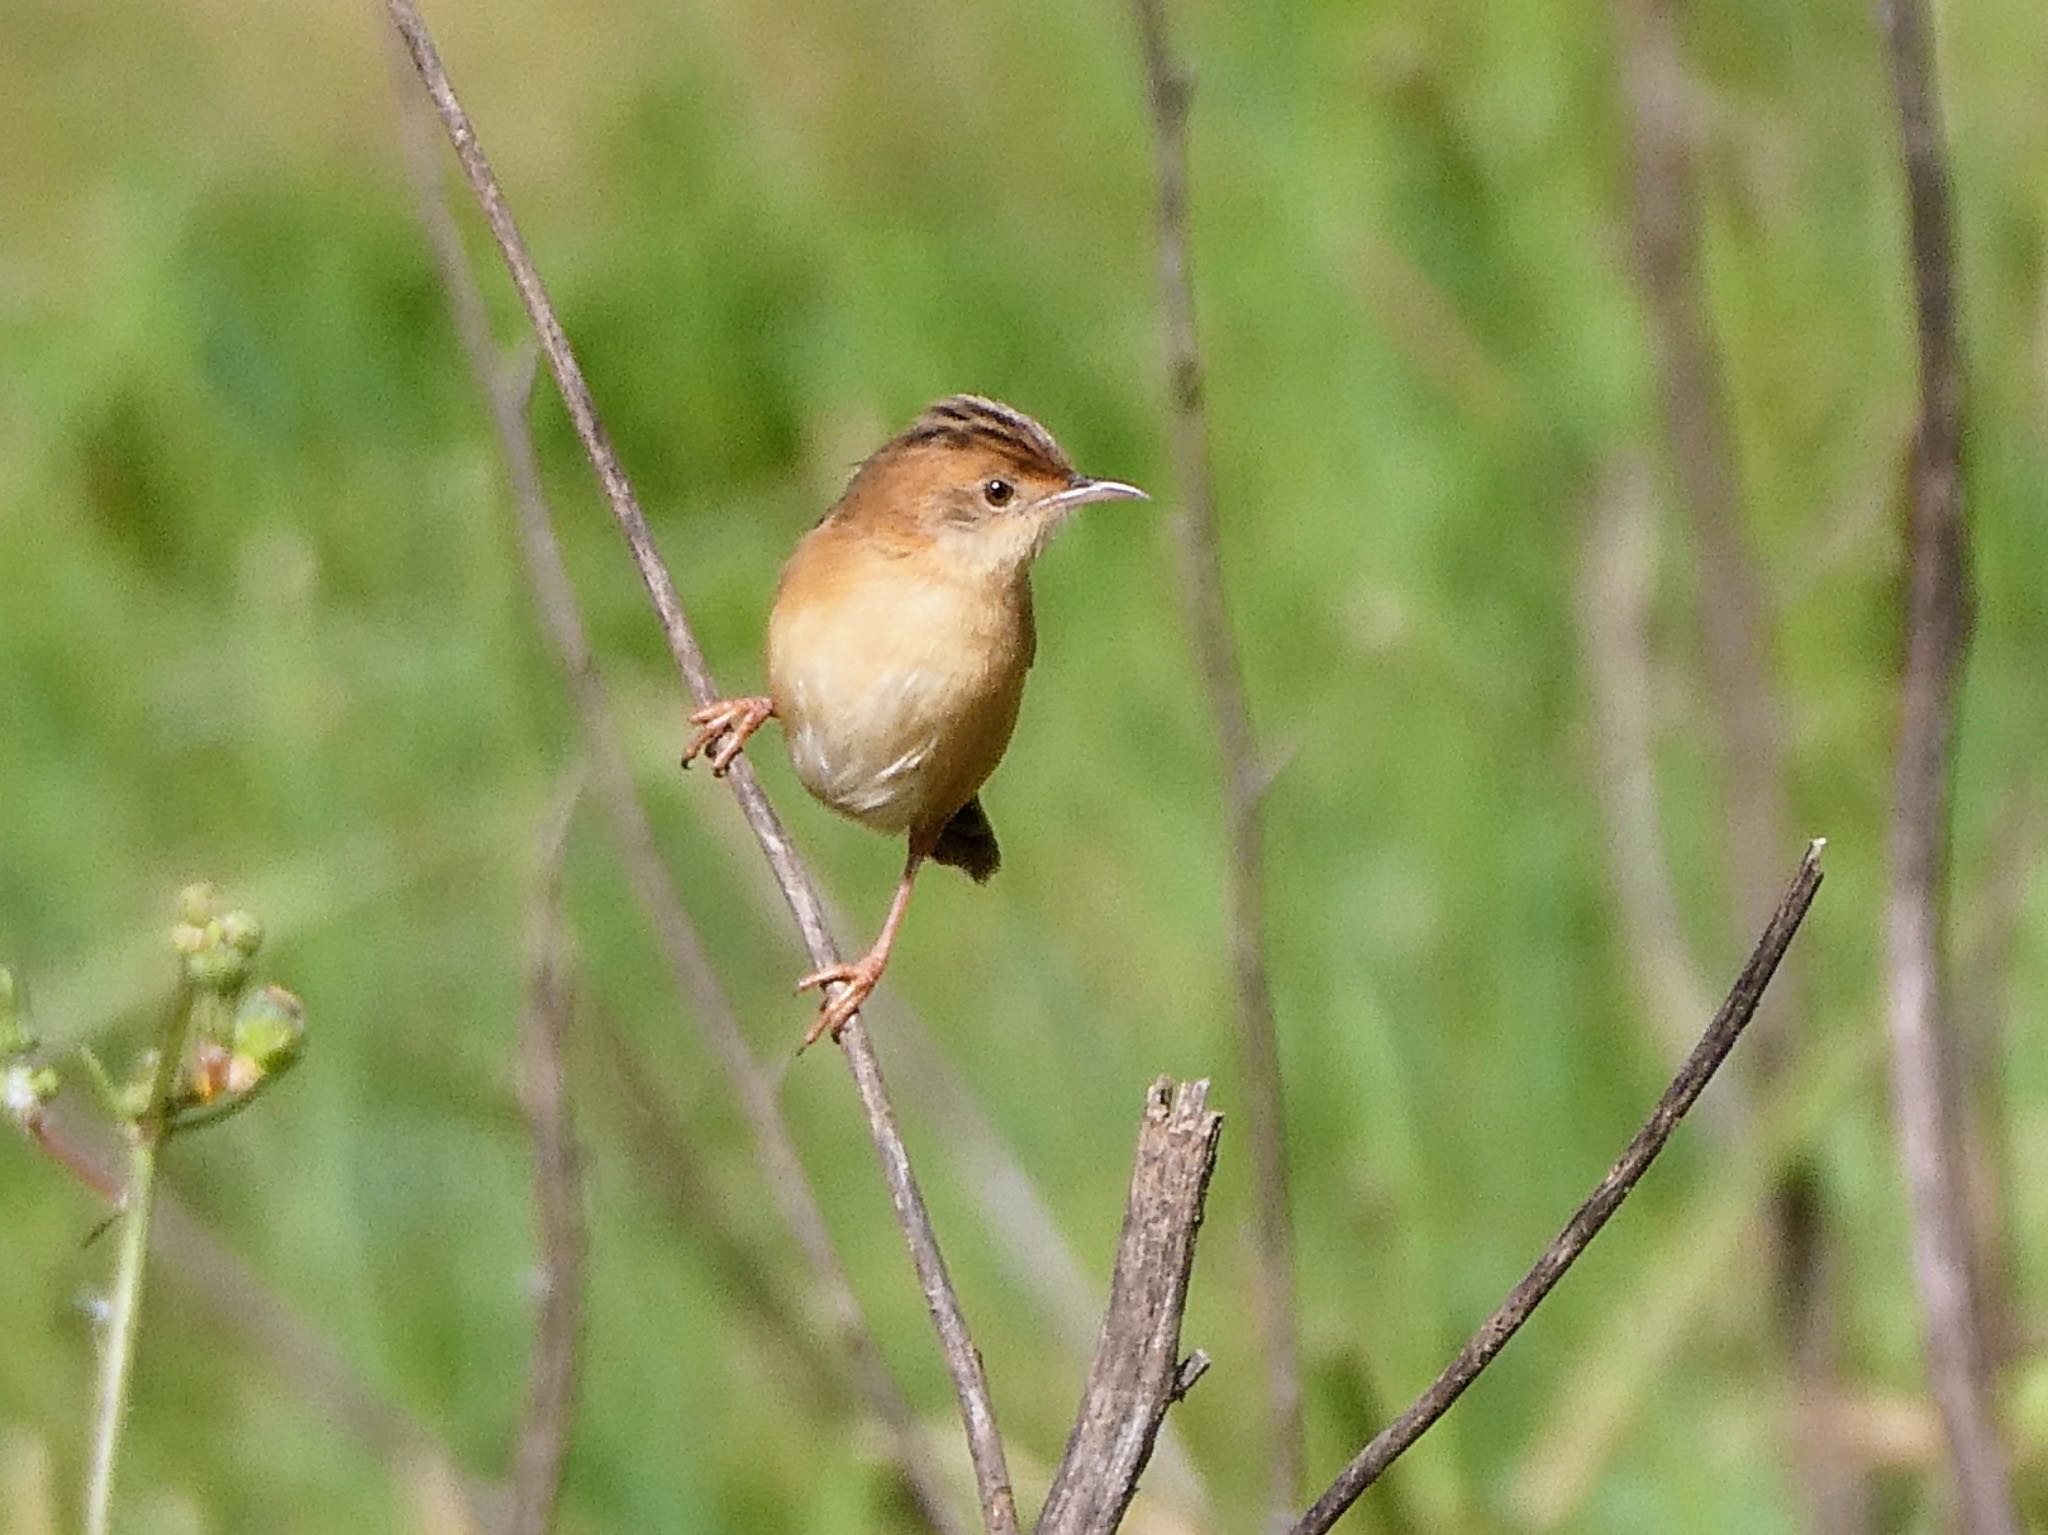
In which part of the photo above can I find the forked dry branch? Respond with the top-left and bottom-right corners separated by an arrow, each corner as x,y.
1038,1081 -> 1224,1535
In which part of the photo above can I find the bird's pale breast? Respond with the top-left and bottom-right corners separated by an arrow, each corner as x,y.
767,526 -> 1034,840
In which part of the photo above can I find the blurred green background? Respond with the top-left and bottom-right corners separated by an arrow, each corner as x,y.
3,0 -> 2046,1528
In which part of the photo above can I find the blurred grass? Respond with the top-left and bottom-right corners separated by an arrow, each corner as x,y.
3,0 -> 2046,1529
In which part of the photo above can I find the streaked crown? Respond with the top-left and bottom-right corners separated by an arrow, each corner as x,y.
893,395 -> 1076,483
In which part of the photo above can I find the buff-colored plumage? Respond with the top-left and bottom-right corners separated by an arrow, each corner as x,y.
770,514 -> 1033,846
683,395 -> 1145,1044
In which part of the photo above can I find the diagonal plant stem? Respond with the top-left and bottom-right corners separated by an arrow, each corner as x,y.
1291,841 -> 1824,1535
1606,8 -> 1856,1519
1875,0 -> 2019,1526
381,8 -> 1014,1530
1128,0 -> 1302,1519
389,55 -> 968,1535
83,982 -> 195,1535
1506,1027 -> 1888,1527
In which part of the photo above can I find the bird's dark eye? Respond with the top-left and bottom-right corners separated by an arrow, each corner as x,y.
981,478 -> 1015,508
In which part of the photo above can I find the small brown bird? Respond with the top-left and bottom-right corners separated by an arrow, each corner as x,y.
683,395 -> 1146,1046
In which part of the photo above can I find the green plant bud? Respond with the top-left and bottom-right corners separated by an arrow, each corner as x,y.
218,910 -> 264,957
176,882 -> 218,926
231,986 -> 305,1080
170,922 -> 209,956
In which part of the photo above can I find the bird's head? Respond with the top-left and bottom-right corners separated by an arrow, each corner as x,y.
835,395 -> 1147,576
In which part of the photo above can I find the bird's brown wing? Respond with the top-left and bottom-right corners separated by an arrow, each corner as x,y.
931,796 -> 1000,883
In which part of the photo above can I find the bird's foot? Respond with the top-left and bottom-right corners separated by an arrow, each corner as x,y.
794,953 -> 886,1049
680,696 -> 774,776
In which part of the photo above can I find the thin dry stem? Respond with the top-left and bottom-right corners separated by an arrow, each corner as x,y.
1129,0 -> 1302,1519
1292,842 -> 1825,1535
1575,462 -> 1862,1521
381,10 -> 1011,1528
1037,1080 -> 1224,1535
1607,10 -> 1858,1517
1877,0 -> 2020,1525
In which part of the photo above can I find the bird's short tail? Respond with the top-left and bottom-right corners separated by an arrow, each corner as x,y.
931,796 -> 1000,883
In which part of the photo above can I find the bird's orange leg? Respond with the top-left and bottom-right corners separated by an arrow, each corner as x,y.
796,847 -> 926,1049
680,695 -> 775,776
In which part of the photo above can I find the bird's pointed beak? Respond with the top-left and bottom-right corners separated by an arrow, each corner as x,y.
1038,477 -> 1150,515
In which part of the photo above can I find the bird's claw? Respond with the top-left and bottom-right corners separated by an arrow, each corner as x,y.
794,957 -> 883,1049
680,696 -> 774,777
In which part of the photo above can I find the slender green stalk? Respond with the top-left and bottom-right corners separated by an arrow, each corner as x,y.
83,1136 -> 162,1535
83,985 -> 195,1535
